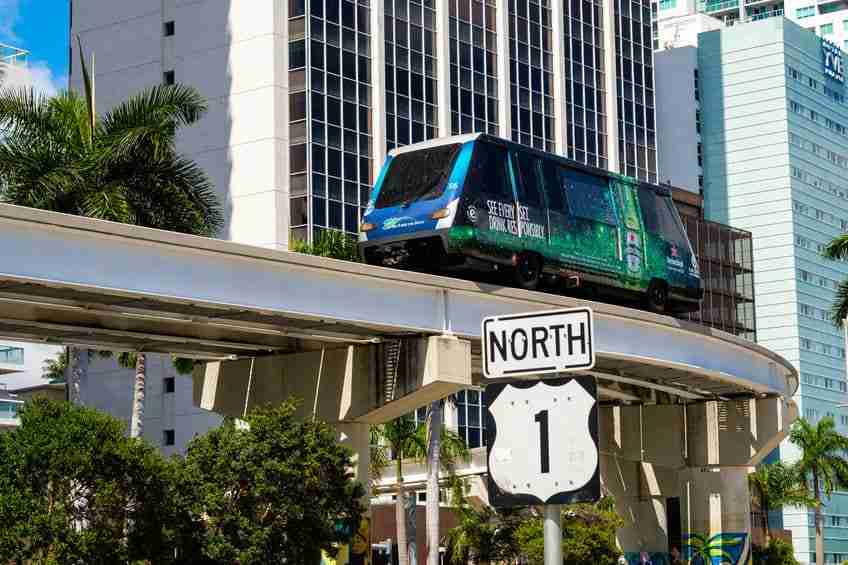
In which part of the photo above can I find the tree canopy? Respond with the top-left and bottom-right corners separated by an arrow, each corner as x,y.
178,400 -> 366,564
0,397 -> 176,564
0,397 -> 366,565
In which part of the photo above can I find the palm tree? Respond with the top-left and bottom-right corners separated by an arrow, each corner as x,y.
41,348 -> 68,383
748,461 -> 813,542
425,399 -> 470,565
789,417 -> 848,565
372,414 -> 469,565
0,41 -> 221,438
823,235 -> 848,324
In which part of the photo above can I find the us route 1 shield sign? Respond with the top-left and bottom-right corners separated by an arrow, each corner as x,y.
485,376 -> 600,507
481,308 -> 595,378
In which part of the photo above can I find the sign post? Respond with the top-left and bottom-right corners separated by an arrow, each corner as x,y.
481,308 -> 599,565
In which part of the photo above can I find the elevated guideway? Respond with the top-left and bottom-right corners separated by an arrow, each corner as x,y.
0,204 -> 797,401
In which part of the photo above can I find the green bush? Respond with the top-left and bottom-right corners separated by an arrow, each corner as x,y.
515,499 -> 624,565
752,539 -> 799,565
290,229 -> 361,262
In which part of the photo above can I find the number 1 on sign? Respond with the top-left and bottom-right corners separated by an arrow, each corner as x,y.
534,409 -> 550,474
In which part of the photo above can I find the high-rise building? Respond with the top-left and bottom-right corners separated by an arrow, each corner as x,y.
699,17 -> 848,563
70,0 -> 658,250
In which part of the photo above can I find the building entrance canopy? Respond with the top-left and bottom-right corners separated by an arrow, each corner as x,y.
0,204 -> 797,401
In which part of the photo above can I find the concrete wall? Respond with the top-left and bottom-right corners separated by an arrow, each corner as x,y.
81,353 -> 222,456
70,0 -> 291,250
655,47 -> 701,193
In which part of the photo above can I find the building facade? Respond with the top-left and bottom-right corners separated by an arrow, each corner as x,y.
70,0 -> 658,250
700,18 -> 848,563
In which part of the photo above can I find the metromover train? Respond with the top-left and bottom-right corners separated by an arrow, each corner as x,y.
358,133 -> 702,313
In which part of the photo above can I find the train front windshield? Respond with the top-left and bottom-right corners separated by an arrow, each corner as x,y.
375,144 -> 462,208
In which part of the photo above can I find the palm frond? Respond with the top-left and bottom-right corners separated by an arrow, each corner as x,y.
0,87 -> 55,141
100,84 -> 207,162
76,35 -> 95,142
830,278 -> 848,327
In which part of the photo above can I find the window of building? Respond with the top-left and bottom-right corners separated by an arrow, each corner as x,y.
821,22 -> 834,35
796,6 -> 814,18
164,377 -> 175,394
453,389 -> 486,448
163,21 -> 175,37
163,429 -> 176,446
659,0 -> 676,9
163,70 -> 175,85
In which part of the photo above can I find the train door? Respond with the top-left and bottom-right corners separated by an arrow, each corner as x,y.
512,151 -> 550,254
560,168 -> 621,273
540,160 -> 580,265
464,141 -> 521,255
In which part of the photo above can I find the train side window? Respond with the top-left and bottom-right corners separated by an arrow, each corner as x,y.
470,142 -> 513,200
540,160 -> 565,213
561,168 -> 617,225
637,187 -> 688,247
514,151 -> 544,209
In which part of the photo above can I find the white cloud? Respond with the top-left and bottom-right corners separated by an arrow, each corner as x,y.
2,59 -> 65,96
0,0 -> 21,44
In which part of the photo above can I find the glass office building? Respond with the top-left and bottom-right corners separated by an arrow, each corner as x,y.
287,0 -> 658,244
700,18 -> 848,563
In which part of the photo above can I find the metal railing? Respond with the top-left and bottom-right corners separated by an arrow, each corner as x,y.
0,44 -> 28,68
0,346 -> 24,365
699,0 -> 740,12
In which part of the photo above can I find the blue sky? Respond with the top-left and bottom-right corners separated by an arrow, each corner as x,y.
0,0 -> 69,94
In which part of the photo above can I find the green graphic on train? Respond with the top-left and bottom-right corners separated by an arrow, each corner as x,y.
359,134 -> 702,313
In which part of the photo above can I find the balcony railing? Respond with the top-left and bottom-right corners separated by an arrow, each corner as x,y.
0,43 -> 27,68
0,399 -> 22,421
0,346 -> 24,365
699,0 -> 740,12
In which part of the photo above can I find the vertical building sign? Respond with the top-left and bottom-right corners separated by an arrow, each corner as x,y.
823,40 -> 845,83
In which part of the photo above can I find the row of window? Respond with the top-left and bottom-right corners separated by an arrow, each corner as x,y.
788,129 -> 848,171
790,165 -> 848,203
798,268 -> 841,291
787,65 -> 847,108
793,200 -> 848,231
789,99 -> 848,141
799,302 -> 832,322
795,234 -> 828,255
801,373 -> 848,393
800,337 -> 847,359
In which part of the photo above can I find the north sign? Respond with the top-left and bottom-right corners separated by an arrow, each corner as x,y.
481,308 -> 595,378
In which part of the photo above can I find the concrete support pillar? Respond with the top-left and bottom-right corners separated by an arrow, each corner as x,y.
680,468 -> 752,563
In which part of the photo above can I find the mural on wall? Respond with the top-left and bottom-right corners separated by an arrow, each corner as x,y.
683,532 -> 749,565
320,517 -> 372,565
622,533 -> 749,565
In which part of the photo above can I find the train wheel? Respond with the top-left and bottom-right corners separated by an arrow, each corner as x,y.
646,279 -> 668,313
513,253 -> 542,290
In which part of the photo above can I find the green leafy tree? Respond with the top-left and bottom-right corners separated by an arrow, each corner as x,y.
748,461 -> 814,541
515,499 -> 623,565
177,398 -> 365,564
0,41 -> 222,438
789,417 -> 848,565
0,398 -> 176,564
290,229 -> 362,262
752,538 -> 799,565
